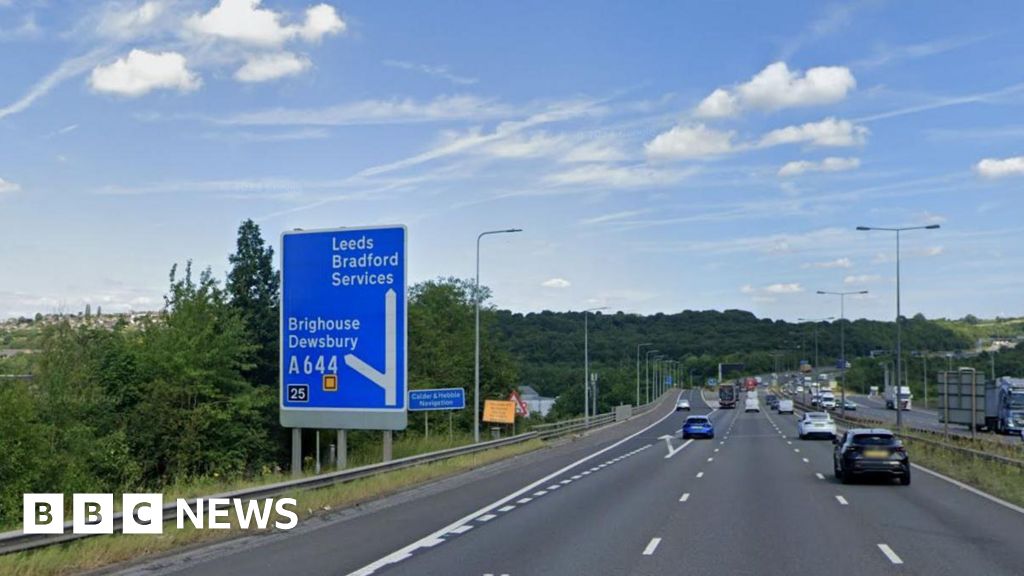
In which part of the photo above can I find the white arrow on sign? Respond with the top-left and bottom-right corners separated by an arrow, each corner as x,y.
345,288 -> 398,406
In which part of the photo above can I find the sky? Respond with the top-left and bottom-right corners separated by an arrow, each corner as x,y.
1,0 -> 1023,322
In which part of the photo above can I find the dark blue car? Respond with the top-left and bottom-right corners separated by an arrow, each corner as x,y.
682,415 -> 715,439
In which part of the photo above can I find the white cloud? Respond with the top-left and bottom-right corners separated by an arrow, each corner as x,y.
695,62 -> 855,117
742,283 -> 804,296
0,177 -> 20,194
975,156 -> 1024,178
764,283 -> 804,294
544,164 -> 695,189
844,274 -> 881,284
90,49 -> 200,96
541,278 -> 571,289
694,88 -> 738,118
778,156 -> 860,176
188,0 -> 344,46
0,49 -> 108,121
383,60 -> 477,85
804,257 -> 853,269
760,117 -> 868,148
98,1 -> 164,38
300,3 -> 345,42
235,52 -> 311,82
482,132 -> 565,159
645,124 -> 735,159
579,209 -> 650,226
561,137 -> 627,163
924,246 -> 944,256
223,95 -> 510,126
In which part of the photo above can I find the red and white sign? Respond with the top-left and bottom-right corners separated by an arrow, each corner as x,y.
508,390 -> 530,417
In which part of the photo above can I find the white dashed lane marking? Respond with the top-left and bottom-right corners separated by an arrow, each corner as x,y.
816,473 -> 825,480
450,525 -> 474,535
696,472 -> 704,478
497,505 -> 515,513
679,493 -> 690,502
478,514 -> 497,522
836,495 -> 849,506
642,538 -> 662,556
878,544 -> 903,564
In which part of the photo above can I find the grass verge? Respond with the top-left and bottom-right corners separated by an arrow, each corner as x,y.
0,438 -> 544,576
905,438 -> 1024,508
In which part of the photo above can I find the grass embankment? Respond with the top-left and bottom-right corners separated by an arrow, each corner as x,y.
0,438 -> 544,576
905,436 -> 1024,507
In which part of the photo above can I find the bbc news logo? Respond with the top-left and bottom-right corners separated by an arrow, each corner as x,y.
23,494 -> 299,534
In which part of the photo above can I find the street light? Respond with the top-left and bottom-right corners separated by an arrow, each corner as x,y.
857,224 -> 940,430
474,228 -> 522,443
645,349 -> 659,404
583,306 -> 608,425
817,290 -> 868,417
636,342 -> 653,406
798,317 -> 835,369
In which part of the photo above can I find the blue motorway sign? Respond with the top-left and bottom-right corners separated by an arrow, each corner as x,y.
408,388 -> 466,412
279,226 -> 407,430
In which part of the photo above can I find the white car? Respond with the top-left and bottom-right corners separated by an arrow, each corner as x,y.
798,412 -> 836,440
777,399 -> 795,414
675,398 -> 691,411
820,393 -> 836,410
744,397 -> 760,412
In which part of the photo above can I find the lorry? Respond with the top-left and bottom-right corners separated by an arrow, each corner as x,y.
883,364 -> 912,410
719,382 -> 737,409
884,384 -> 913,410
939,373 -> 1024,434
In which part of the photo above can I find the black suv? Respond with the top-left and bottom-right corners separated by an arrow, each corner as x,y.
833,428 -> 910,485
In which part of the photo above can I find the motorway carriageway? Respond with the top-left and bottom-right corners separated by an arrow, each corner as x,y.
116,389 -> 1024,576
842,393 -> 1023,445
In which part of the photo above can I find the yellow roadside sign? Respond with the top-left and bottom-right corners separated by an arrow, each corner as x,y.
483,399 -> 516,424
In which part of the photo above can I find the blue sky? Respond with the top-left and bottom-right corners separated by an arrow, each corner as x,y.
1,0 -> 1023,321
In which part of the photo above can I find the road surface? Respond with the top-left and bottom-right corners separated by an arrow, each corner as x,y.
114,389 -> 1024,576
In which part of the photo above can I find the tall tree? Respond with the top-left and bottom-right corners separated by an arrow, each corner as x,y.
226,219 -> 280,388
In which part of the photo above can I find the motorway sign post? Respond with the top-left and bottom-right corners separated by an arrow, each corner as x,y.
409,388 -> 465,440
280,225 -> 408,432
409,388 -> 466,411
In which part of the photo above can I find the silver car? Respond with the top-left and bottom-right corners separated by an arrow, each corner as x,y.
675,398 -> 691,411
798,412 -> 836,440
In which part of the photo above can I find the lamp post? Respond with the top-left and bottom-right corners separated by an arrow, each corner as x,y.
474,228 -> 522,443
857,224 -> 940,429
636,342 -> 652,406
583,306 -> 607,425
798,317 -> 835,370
645,349 -> 659,404
817,291 -> 868,417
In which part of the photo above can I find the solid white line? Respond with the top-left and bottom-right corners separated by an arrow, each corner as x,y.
835,495 -> 849,506
642,537 -> 662,556
679,493 -> 690,502
911,463 -> 1024,515
497,505 -> 515,512
348,391 -> 686,576
816,473 -> 825,480
696,472 -> 704,478
877,543 -> 903,564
